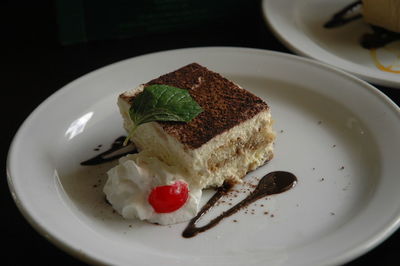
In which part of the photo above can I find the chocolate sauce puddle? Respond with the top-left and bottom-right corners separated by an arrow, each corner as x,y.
80,136 -> 137,165
182,171 -> 297,238
324,1 -> 361,29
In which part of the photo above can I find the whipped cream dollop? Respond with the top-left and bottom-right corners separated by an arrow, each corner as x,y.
103,151 -> 202,225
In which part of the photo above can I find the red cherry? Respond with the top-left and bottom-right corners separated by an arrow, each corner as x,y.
148,181 -> 189,213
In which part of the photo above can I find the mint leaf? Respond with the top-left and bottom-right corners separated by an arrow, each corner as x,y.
123,84 -> 203,145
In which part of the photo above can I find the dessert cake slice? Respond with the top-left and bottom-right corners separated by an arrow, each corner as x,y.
118,63 -> 275,188
363,0 -> 400,33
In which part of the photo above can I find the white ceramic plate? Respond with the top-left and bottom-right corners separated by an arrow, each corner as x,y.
262,0 -> 400,88
7,47 -> 400,266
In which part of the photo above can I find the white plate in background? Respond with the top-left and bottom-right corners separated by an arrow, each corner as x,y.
262,0 -> 400,88
7,47 -> 400,265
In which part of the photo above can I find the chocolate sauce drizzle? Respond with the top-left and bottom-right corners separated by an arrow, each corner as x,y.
80,136 -> 137,165
324,0 -> 400,49
361,26 -> 400,49
182,171 -> 297,238
324,1 -> 361,29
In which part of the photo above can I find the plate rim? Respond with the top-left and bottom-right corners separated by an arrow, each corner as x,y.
261,0 -> 400,89
6,46 -> 400,266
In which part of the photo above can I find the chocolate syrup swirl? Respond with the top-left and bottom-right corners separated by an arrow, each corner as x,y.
324,1 -> 361,29
360,26 -> 400,49
182,171 -> 297,238
80,136 -> 137,165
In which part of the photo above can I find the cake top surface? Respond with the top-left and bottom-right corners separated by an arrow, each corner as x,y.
125,63 -> 269,149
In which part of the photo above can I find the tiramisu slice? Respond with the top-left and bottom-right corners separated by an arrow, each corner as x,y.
118,63 -> 275,189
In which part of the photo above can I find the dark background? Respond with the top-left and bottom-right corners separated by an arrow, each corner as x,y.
3,1 -> 400,265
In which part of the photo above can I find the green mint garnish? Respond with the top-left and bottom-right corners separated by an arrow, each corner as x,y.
123,84 -> 203,145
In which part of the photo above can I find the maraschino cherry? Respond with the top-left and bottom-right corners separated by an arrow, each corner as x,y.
148,181 -> 189,213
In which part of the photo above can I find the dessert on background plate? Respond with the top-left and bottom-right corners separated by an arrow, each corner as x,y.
325,0 -> 400,49
323,0 -> 400,74
103,63 -> 276,225
363,0 -> 400,33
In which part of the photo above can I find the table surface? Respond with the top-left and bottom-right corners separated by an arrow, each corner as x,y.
3,1 -> 400,265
